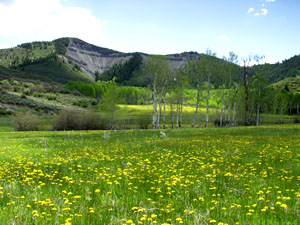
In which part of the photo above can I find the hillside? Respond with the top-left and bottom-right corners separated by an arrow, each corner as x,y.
0,37 -> 300,86
271,76 -> 300,93
0,38 -> 210,83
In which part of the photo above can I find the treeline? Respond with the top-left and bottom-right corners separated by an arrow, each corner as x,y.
65,81 -> 151,105
252,54 -> 300,83
98,53 -> 143,85
137,53 -> 300,129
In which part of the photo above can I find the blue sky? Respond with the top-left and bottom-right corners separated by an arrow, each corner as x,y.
0,0 -> 299,63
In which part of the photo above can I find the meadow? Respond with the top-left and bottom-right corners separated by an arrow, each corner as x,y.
0,125 -> 300,224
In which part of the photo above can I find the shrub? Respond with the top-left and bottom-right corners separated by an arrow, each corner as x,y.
0,106 -> 7,115
294,117 -> 300,124
29,86 -> 43,93
137,115 -> 151,129
1,83 -> 12,90
13,112 -> 40,131
23,88 -> 31,95
33,92 -> 43,98
21,94 -> 27,99
52,109 -> 108,131
46,94 -> 57,101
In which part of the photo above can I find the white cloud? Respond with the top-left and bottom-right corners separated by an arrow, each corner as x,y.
0,0 -> 107,48
216,34 -> 231,41
261,8 -> 268,15
254,8 -> 268,16
248,8 -> 254,14
265,0 -> 275,2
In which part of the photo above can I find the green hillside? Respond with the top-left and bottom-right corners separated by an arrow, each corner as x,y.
0,65 -> 52,82
0,38 -> 92,84
271,76 -> 300,93
21,54 -> 93,84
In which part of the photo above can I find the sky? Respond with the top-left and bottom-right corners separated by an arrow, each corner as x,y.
0,0 -> 299,64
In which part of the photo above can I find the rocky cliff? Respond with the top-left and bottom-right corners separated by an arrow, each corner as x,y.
64,38 -> 202,79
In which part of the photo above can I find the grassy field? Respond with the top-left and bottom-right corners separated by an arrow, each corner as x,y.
0,125 -> 300,224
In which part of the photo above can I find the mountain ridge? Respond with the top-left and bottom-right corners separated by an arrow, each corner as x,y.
0,37 -> 300,86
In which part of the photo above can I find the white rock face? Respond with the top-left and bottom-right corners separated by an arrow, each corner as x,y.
64,38 -> 202,79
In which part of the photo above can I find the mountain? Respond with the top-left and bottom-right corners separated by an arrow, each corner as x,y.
0,38 -> 205,83
0,37 -> 299,86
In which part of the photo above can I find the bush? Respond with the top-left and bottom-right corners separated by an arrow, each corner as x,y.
137,115 -> 151,129
1,83 -> 12,90
29,86 -> 43,94
52,109 -> 108,131
0,106 -> 7,115
13,112 -> 40,131
23,88 -> 31,95
294,117 -> 300,124
46,94 -> 57,101
214,119 -> 230,127
33,92 -> 43,98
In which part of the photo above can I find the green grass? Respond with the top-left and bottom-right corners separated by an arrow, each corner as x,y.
0,125 -> 300,224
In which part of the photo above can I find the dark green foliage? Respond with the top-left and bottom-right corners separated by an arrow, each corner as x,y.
17,55 -> 92,84
18,43 -> 32,49
73,63 -> 81,71
95,71 -> 99,82
252,55 -> 300,83
53,38 -> 70,55
100,53 -> 143,84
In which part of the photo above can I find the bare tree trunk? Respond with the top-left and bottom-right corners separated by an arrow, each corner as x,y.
152,85 -> 157,129
243,62 -> 249,126
163,99 -> 166,129
176,99 -> 179,128
157,100 -> 162,129
220,88 -> 225,126
227,74 -> 232,122
192,86 -> 200,128
179,95 -> 183,128
256,83 -> 261,126
170,103 -> 174,128
280,105 -> 283,124
232,89 -> 239,126
205,74 -> 210,128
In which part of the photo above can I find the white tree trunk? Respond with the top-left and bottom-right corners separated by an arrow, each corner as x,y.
170,103 -> 174,128
179,96 -> 183,128
176,100 -> 179,128
256,83 -> 261,126
152,85 -> 157,129
205,75 -> 210,128
192,86 -> 200,128
220,88 -> 225,126
232,90 -> 238,126
227,74 -> 232,122
163,99 -> 166,129
157,101 -> 161,129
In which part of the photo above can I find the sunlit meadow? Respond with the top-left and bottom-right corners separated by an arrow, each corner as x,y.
0,125 -> 300,224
